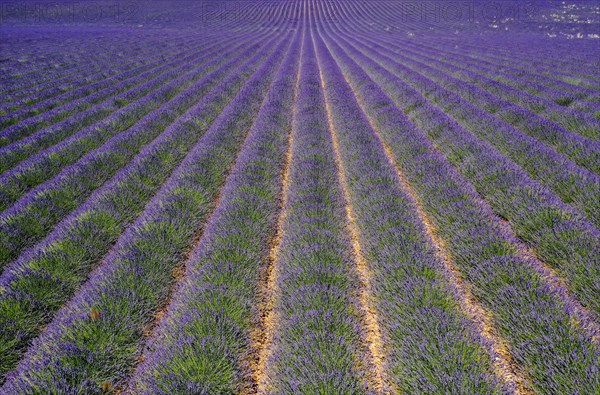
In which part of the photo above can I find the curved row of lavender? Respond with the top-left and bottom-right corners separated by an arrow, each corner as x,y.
1,0 -> 598,393
332,0 -> 600,111
0,32 -> 196,102
0,35 -> 216,148
390,39 -> 600,126
339,30 -> 600,222
0,29 -> 178,98
0,34 -> 210,131
0,33 -> 249,184
330,2 -> 600,214
0,37 -> 243,208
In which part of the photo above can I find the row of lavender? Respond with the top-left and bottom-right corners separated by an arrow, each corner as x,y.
0,18 -> 294,157
346,31 -> 600,226
329,1 -> 600,138
0,29 -> 128,93
338,1 -> 600,89
0,28 -> 194,108
257,28 -> 368,394
132,28 -> 301,394
312,24 -> 505,394
327,0 -> 600,81
0,34 -> 241,188
0,33 -> 250,171
314,22 -> 597,395
0,1 -> 302,388
0,34 -> 208,140
326,2 -> 599,115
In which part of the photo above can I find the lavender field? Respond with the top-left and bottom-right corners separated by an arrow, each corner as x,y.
0,0 -> 599,394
